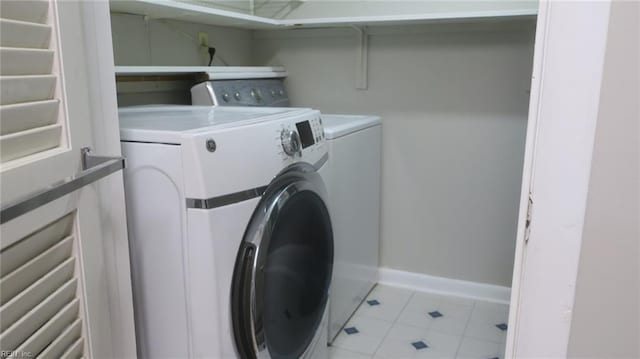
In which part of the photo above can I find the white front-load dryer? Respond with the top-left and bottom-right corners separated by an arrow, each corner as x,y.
119,105 -> 333,359
191,76 -> 384,345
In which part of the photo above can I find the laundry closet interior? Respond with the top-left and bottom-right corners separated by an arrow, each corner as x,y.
109,1 -> 537,358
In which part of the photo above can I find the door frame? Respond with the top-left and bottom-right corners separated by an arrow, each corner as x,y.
77,1 -> 137,357
506,0 -> 613,357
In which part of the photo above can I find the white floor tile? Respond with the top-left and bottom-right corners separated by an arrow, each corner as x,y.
398,294 -> 472,335
464,321 -> 507,343
350,315 -> 395,338
384,323 -> 427,342
437,301 -> 474,320
428,315 -> 469,336
375,323 -> 430,358
414,349 -> 458,359
329,346 -> 372,359
469,301 -> 509,326
424,330 -> 462,355
332,316 -> 393,355
456,337 -> 501,359
373,322 -> 463,359
375,335 -> 422,359
404,292 -> 474,320
356,285 -> 413,322
402,293 -> 442,314
332,331 -> 384,356
396,305 -> 435,329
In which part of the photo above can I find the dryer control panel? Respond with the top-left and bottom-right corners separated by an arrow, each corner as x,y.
279,116 -> 324,158
296,117 -> 325,148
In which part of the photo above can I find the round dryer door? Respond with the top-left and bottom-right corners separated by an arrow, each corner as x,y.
232,163 -> 334,359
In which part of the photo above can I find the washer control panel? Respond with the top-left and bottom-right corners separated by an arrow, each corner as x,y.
279,116 -> 324,158
193,78 -> 290,107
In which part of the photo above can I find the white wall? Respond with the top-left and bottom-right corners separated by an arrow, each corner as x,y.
110,13 -> 253,66
252,20 -> 535,286
108,12 -> 535,286
568,1 -> 640,357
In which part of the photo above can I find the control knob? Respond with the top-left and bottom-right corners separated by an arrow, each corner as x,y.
250,88 -> 262,102
280,129 -> 301,157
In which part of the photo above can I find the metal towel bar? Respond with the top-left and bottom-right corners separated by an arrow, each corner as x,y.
0,147 -> 126,224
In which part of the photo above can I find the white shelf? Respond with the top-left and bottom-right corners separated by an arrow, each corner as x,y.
110,0 -> 537,30
115,66 -> 288,79
279,9 -> 537,28
110,0 -> 280,29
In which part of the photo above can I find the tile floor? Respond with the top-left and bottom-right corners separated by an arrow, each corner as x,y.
329,285 -> 509,359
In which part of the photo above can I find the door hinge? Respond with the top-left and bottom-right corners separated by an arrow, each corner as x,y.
524,192 -> 533,243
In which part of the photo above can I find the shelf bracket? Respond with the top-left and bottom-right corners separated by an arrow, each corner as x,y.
352,25 -> 368,90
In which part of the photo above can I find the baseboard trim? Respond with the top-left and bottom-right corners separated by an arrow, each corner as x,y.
378,267 -> 511,304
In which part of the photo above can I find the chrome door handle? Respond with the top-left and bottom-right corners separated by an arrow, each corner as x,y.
0,147 -> 125,224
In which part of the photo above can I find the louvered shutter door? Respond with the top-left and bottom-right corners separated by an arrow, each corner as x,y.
0,1 -> 137,358
0,0 -> 80,208
0,214 -> 86,358
0,2 -> 86,357
0,0 -> 64,164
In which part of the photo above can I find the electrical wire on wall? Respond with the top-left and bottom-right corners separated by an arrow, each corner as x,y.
207,47 -> 216,66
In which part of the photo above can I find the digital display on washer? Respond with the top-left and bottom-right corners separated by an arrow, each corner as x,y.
296,121 -> 315,149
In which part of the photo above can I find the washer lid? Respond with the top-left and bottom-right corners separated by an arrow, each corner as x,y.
119,105 -> 307,143
321,114 -> 381,139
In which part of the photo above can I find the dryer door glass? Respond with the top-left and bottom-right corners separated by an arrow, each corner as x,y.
232,164 -> 334,359
262,190 -> 333,358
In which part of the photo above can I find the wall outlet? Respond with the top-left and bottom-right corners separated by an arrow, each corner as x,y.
198,32 -> 208,47
198,32 -> 208,54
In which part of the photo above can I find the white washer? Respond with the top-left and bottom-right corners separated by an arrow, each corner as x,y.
319,115 -> 382,341
119,105 -> 333,359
